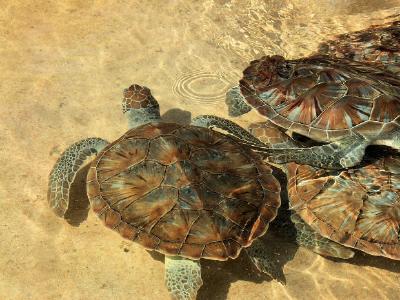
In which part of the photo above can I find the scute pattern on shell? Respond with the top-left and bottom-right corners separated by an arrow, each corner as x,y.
86,122 -> 281,260
239,55 -> 400,142
287,156 -> 400,260
248,122 -> 293,147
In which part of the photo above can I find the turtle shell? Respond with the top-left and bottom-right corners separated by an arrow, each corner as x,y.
86,122 -> 280,260
248,122 -> 294,147
287,155 -> 400,260
239,55 -> 400,142
318,20 -> 400,75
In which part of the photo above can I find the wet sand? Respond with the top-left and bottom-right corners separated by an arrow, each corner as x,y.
1,1 -> 400,299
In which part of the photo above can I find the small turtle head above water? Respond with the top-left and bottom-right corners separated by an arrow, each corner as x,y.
122,84 -> 161,128
241,55 -> 293,90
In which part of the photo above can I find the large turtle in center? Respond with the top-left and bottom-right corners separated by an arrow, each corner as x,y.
48,84 -> 282,299
224,53 -> 400,169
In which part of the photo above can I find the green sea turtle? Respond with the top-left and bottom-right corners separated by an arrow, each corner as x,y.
47,84 -> 283,300
193,116 -> 400,260
224,54 -> 400,170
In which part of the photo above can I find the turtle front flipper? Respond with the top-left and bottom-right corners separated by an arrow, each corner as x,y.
225,85 -> 252,117
191,115 -> 265,146
291,214 -> 354,259
48,138 -> 109,217
253,134 -> 369,169
165,256 -> 203,300
245,239 -> 286,284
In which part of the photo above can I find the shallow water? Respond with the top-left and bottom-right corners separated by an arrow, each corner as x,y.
1,0 -> 400,299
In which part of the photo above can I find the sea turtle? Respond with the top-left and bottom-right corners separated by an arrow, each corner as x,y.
194,116 -> 400,260
318,20 -> 400,75
47,84 -> 283,300
224,54 -> 400,169
249,121 -> 400,260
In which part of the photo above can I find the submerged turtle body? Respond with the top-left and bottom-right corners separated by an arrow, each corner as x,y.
247,121 -> 400,260
287,154 -> 400,260
318,20 -> 400,75
86,121 -> 280,261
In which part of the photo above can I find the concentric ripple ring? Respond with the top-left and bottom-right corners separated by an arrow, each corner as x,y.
173,71 -> 233,105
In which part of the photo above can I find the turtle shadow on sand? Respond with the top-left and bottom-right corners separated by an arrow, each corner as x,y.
161,108 -> 192,125
63,163 -> 91,226
198,234 -> 297,300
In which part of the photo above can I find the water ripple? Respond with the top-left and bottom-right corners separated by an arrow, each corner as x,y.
172,70 -> 234,105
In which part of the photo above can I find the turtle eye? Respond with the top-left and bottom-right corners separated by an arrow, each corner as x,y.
276,63 -> 292,78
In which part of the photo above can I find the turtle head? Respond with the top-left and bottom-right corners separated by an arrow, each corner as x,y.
122,84 -> 161,129
242,55 -> 293,88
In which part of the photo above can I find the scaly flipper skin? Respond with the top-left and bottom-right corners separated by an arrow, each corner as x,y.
225,85 -> 252,117
257,134 -> 369,169
48,138 -> 108,217
290,214 -> 354,259
192,115 -> 265,147
245,239 -> 286,284
165,256 -> 203,300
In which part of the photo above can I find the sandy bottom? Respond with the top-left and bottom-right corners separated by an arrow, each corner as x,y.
1,0 -> 400,299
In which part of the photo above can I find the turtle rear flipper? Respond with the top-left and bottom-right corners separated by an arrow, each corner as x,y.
245,239 -> 286,285
165,256 -> 203,300
291,214 -> 354,259
48,138 -> 108,217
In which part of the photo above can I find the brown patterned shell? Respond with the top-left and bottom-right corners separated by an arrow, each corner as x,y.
239,55 -> 400,142
86,122 -> 280,261
287,155 -> 400,260
248,122 -> 294,147
318,20 -> 400,75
